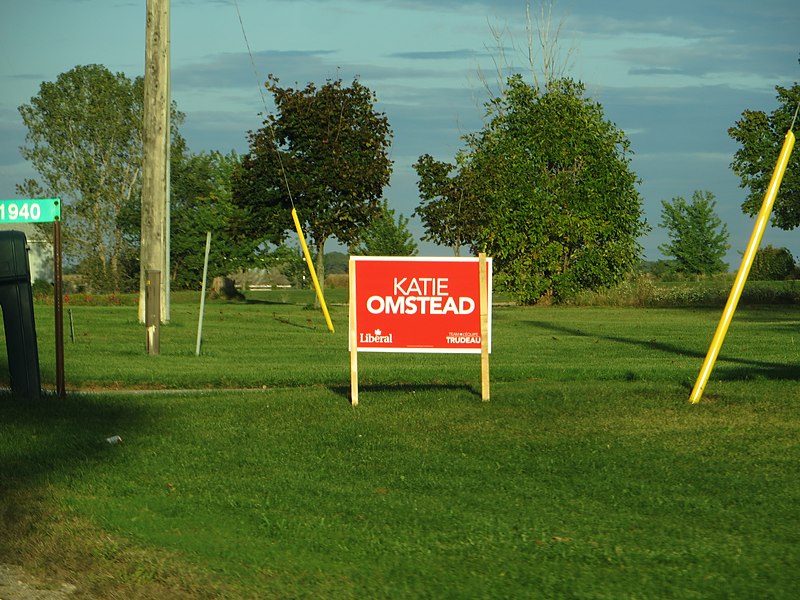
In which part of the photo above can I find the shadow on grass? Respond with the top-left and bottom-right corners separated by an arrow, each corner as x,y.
327,382 -> 480,403
270,312 -> 319,330
0,391 -> 156,518
244,298 -> 292,306
730,308 -> 800,322
523,319 -> 800,383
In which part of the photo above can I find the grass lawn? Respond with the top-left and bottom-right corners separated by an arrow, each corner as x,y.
1,291 -> 799,598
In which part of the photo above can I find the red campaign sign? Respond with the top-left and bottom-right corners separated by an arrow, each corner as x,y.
350,256 -> 492,353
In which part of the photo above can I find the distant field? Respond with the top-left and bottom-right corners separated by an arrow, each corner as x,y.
1,293 -> 799,598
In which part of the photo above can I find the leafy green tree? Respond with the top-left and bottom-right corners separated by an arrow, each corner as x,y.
728,80 -> 800,229
17,64 -> 185,292
17,65 -> 143,291
658,190 -> 730,276
232,76 -> 393,289
350,199 -> 418,256
461,75 -> 646,304
413,154 -> 481,256
750,245 -> 796,281
169,150 -> 260,289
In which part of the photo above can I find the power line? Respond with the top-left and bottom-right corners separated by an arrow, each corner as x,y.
232,0 -> 295,208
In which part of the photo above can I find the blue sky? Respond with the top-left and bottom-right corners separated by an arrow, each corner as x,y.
1,0 -> 798,264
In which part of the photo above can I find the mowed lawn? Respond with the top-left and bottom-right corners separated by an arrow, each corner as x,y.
1,291 -> 799,598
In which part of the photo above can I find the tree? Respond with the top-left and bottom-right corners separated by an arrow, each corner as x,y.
658,190 -> 730,276
728,80 -> 800,229
169,150 -> 260,289
17,65 -> 144,291
350,199 -> 418,256
463,75 -> 647,304
17,64 -> 185,292
413,2 -> 643,303
232,76 -> 393,289
750,245 -> 796,281
413,154 -> 481,256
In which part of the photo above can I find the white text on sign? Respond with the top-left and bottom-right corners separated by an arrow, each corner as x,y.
367,276 -> 475,315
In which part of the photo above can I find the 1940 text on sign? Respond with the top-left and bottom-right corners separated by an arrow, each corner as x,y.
0,198 -> 61,223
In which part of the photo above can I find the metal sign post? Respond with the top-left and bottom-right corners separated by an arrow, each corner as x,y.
0,198 -> 64,397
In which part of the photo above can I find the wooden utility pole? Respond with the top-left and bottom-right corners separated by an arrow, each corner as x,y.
140,0 -> 169,327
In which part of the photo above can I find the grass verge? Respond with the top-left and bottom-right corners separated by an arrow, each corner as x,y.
1,296 -> 799,598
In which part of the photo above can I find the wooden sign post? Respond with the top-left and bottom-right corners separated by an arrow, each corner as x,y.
479,252 -> 490,401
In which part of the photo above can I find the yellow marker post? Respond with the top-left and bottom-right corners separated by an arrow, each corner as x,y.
689,128 -> 796,404
291,208 -> 335,333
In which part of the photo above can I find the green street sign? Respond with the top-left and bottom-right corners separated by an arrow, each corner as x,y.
0,198 -> 61,223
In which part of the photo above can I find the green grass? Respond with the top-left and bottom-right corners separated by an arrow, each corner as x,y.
1,292 -> 799,598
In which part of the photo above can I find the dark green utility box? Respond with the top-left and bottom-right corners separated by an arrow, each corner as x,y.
0,230 -> 41,399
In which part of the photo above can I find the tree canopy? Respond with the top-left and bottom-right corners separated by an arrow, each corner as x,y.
18,64 -> 186,292
169,150 -> 259,289
232,76 -> 393,284
448,75 -> 646,304
658,190 -> 730,276
413,154 -> 481,256
728,81 -> 800,229
18,65 -> 148,290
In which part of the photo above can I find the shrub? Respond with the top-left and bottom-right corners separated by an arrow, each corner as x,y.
31,279 -> 54,297
569,276 -> 800,308
325,273 -> 349,289
750,245 -> 795,280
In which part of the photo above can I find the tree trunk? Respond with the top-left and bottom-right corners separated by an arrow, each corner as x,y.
314,240 -> 326,308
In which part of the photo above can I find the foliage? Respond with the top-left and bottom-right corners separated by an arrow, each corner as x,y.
569,274 -> 800,307
232,76 -> 393,287
167,150 -> 261,289
461,75 -> 646,304
728,81 -> 800,229
750,245 -> 796,281
17,65 -> 142,291
350,199 -> 418,256
413,154 -> 481,256
638,259 -> 678,280
324,251 -> 349,275
16,64 -> 185,292
30,279 -> 54,298
658,190 -> 730,276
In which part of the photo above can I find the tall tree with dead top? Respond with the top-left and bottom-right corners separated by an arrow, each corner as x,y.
232,76 -> 393,287
413,0 -> 644,303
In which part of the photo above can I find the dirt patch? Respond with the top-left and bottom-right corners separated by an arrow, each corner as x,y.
0,564 -> 76,600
